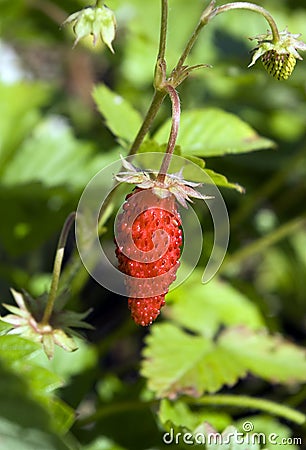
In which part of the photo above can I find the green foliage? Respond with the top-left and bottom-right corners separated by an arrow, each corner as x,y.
92,84 -> 143,146
141,322 -> 306,397
0,335 -> 74,448
166,272 -> 264,337
0,82 -> 51,169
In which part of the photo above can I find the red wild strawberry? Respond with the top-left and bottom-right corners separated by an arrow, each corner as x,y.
114,157 -> 211,326
115,188 -> 182,326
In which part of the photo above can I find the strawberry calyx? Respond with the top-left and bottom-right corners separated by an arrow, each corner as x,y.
115,156 -> 212,208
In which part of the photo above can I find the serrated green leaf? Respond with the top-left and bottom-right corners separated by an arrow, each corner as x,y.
220,327 -> 306,384
141,324 -> 306,398
141,323 -> 244,397
154,108 -> 275,157
167,273 -> 264,338
92,84 -> 143,144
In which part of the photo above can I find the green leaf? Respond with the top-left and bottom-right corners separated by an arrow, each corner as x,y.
33,338 -> 97,380
141,323 -> 242,397
0,335 -> 74,435
141,324 -> 306,398
138,140 -> 243,192
204,168 -> 245,193
0,82 -> 51,173
1,116 -> 116,189
167,272 -> 264,338
0,417 -> 71,450
154,108 -> 275,157
0,183 -> 74,255
220,327 -> 306,384
92,84 -> 143,144
159,399 -> 231,433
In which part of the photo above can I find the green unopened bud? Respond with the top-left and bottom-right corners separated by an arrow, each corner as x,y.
249,29 -> 306,80
63,4 -> 116,53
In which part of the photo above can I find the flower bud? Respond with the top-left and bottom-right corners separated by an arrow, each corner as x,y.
63,4 -> 116,53
248,29 -> 306,80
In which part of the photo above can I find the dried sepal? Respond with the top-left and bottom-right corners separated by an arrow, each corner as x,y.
115,157 -> 213,208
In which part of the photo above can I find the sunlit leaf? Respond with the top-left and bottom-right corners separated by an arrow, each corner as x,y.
0,335 -> 74,435
154,108 -> 275,157
93,84 -> 143,144
2,116 -> 117,188
167,272 -> 264,338
0,82 -> 51,173
141,324 -> 306,398
0,417 -> 70,450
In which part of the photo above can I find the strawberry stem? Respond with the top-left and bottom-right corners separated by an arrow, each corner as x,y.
157,85 -> 181,183
129,0 -> 169,157
210,2 -> 280,44
41,212 -> 76,325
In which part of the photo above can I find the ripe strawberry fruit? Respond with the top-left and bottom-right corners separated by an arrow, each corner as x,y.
114,157 -> 210,326
115,188 -> 182,326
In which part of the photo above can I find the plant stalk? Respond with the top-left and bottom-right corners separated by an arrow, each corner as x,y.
157,85 -> 181,183
41,212 -> 76,325
193,394 -> 306,425
211,2 -> 280,43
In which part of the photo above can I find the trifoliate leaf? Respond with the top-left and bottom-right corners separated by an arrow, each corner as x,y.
141,324 -> 306,398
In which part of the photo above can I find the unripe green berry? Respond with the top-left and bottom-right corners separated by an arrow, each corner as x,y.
261,51 -> 296,80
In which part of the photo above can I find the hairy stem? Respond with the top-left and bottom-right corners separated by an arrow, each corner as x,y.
157,85 -> 181,182
211,2 -> 280,43
41,212 -> 76,325
158,0 -> 168,62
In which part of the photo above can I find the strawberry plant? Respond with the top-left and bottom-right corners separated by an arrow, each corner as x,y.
0,0 -> 306,449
